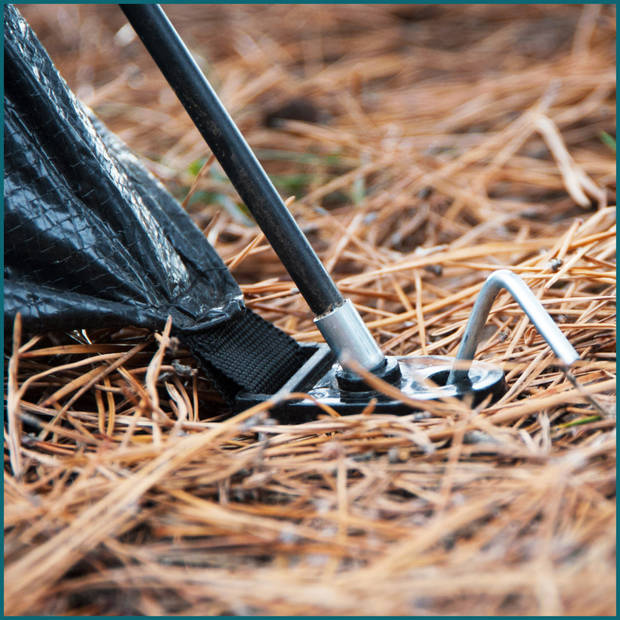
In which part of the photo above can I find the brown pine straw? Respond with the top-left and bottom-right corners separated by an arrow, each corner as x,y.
6,4 -> 616,616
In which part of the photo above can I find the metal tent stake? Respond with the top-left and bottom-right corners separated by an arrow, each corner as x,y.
447,270 -> 579,387
121,4 -> 580,420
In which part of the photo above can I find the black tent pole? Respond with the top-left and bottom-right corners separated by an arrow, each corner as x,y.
120,3 -> 389,375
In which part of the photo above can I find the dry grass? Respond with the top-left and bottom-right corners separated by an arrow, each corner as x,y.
5,4 -> 616,616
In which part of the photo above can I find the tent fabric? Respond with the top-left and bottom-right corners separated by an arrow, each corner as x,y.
3,5 -> 314,399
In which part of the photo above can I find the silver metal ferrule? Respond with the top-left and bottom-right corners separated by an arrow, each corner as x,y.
314,299 -> 385,371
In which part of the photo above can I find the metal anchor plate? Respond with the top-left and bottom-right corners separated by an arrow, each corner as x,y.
235,351 -> 505,424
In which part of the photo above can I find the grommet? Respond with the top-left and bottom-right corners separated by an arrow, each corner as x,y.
336,356 -> 402,392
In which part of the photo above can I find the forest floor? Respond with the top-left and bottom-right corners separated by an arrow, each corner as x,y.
6,4 -> 616,615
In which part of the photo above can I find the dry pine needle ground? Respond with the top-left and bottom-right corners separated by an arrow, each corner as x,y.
5,4 -> 616,616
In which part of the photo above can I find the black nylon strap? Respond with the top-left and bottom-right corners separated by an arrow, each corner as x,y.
179,308 -> 313,401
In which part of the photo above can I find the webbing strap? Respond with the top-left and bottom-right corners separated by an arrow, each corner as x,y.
179,308 -> 313,400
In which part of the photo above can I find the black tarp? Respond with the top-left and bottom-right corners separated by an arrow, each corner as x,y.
3,5 -> 319,401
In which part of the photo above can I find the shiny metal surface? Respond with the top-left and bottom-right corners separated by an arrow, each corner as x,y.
448,269 -> 579,386
235,355 -> 506,421
314,299 -> 385,371
310,355 -> 504,401
298,355 -> 504,416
